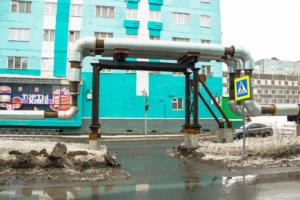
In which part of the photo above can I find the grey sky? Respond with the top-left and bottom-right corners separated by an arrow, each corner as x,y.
221,0 -> 300,62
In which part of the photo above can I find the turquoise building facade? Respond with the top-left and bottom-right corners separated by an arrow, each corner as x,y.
0,0 -> 226,134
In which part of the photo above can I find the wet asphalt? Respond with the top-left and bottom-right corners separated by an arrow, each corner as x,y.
1,140 -> 300,200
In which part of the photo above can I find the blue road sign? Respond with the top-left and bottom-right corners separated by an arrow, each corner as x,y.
234,75 -> 251,101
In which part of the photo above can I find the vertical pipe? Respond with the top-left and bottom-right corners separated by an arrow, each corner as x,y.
184,71 -> 191,127
89,66 -> 100,141
192,68 -> 200,128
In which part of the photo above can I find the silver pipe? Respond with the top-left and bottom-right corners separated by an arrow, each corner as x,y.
0,110 -> 45,119
58,106 -> 79,120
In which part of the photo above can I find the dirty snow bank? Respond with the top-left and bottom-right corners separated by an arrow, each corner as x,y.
0,139 -> 128,184
169,136 -> 300,169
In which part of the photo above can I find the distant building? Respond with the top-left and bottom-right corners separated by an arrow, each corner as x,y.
223,58 -> 300,105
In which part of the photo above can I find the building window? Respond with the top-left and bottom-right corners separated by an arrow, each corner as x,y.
150,36 -> 160,40
44,2 -> 57,15
172,37 -> 190,42
274,80 -> 279,85
100,69 -> 112,73
8,28 -> 30,41
172,72 -> 184,76
200,0 -> 210,2
41,58 -> 54,76
7,56 -> 28,69
126,34 -> 138,39
295,90 -> 298,95
11,0 -> 31,13
172,12 -> 190,24
280,80 -> 285,86
125,70 -> 136,73
253,88 -> 257,94
69,31 -> 80,42
260,79 -> 266,85
94,32 -> 113,39
200,15 -> 211,27
43,29 -> 55,42
202,65 -> 212,76
70,4 -> 82,17
126,8 -> 138,20
294,81 -> 298,86
201,40 -> 211,44
222,77 -> 227,83
267,80 -> 272,85
172,98 -> 183,110
96,6 -> 115,18
149,10 -> 161,21
223,87 -> 228,94
288,81 -> 292,86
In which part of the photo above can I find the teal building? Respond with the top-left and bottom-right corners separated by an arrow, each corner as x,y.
0,0 -> 229,134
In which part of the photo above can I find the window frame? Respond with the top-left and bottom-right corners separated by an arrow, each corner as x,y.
172,37 -> 190,42
149,36 -> 160,40
172,12 -> 190,25
44,2 -> 57,15
94,32 -> 113,39
172,98 -> 184,110
8,28 -> 30,41
200,15 -> 211,27
43,29 -> 55,42
7,56 -> 28,69
68,31 -> 81,43
11,0 -> 32,13
70,4 -> 82,17
95,6 -> 115,18
149,10 -> 161,21
126,8 -> 138,20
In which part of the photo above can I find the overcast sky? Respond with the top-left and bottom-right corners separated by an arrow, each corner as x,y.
220,0 -> 300,62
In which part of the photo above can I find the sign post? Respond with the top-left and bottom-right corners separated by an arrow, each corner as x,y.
234,75 -> 251,157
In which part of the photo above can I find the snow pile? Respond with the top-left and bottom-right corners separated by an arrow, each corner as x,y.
195,135 -> 300,168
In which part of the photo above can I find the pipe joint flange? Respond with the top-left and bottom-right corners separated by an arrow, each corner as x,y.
68,68 -> 81,82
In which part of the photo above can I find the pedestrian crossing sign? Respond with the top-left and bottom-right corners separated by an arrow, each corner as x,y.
234,75 -> 251,101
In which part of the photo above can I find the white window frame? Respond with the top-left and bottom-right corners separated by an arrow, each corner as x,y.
260,79 -> 266,85
126,8 -> 138,20
126,34 -> 138,39
288,81 -> 292,86
223,87 -> 228,95
95,6 -> 115,18
8,28 -> 30,41
68,31 -> 80,42
11,0 -> 31,13
222,77 -> 227,84
7,56 -> 28,69
200,15 -> 211,27
172,12 -> 190,25
267,80 -> 272,85
41,58 -> 54,76
149,10 -> 161,21
294,81 -> 298,86
70,4 -> 82,17
280,80 -> 285,86
201,40 -> 211,44
94,32 -> 113,39
202,65 -> 213,76
44,2 -> 57,15
149,36 -> 160,40
274,80 -> 279,85
172,98 -> 184,110
172,37 -> 190,42
43,29 -> 55,42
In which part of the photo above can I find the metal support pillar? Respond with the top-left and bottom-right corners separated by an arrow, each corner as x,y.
192,68 -> 200,128
89,66 -> 101,149
184,71 -> 191,127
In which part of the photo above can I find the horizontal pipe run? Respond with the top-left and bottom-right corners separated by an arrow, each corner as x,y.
0,110 -> 45,119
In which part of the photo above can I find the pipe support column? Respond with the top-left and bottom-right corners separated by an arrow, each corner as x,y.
89,66 -> 101,149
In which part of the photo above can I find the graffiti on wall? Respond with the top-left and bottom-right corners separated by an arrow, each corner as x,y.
0,85 -> 71,111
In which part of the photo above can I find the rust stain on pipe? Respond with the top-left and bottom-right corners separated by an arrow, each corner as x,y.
44,112 -> 58,118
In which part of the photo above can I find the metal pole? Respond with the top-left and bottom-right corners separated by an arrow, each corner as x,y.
144,90 -> 147,136
192,68 -> 200,128
89,66 -> 100,149
242,100 -> 246,156
184,71 -> 191,127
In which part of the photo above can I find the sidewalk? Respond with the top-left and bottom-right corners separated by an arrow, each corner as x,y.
0,133 -> 216,142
